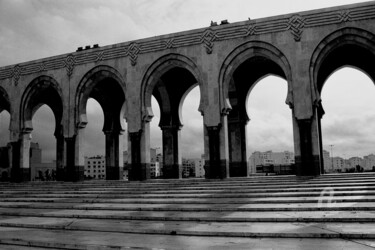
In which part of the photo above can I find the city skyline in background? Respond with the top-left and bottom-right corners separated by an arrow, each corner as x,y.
0,0 -> 374,163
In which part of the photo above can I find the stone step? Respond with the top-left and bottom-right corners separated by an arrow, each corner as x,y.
1,188 -> 374,197
0,201 -> 373,212
0,207 -> 374,223
0,174 -> 374,190
0,215 -> 375,239
1,190 -> 374,200
1,196 -> 375,205
1,226 -> 374,250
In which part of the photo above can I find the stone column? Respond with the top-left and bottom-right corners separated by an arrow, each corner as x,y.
161,125 -> 182,179
293,108 -> 322,176
128,126 -> 150,181
65,128 -> 85,181
204,123 -> 228,179
105,130 -> 124,180
10,133 -> 31,182
55,135 -> 65,181
228,118 -> 248,177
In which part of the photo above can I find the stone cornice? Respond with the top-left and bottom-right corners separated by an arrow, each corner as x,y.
0,1 -> 374,83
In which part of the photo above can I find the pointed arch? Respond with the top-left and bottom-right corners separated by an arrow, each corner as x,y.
310,27 -> 375,104
20,75 -> 64,136
219,41 -> 293,114
75,65 -> 126,132
141,53 -> 205,123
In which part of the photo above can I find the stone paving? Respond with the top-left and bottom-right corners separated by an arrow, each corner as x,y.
0,173 -> 375,249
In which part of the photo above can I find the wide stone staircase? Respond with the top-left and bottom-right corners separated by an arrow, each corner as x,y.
0,173 -> 375,249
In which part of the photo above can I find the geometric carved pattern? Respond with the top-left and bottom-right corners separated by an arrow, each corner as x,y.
245,24 -> 256,36
0,3 -> 373,80
288,15 -> 305,42
338,10 -> 351,22
125,43 -> 140,66
12,65 -> 22,86
200,29 -> 217,54
64,54 -> 76,77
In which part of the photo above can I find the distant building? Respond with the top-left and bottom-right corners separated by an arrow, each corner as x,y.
332,157 -> 345,172
322,150 -> 332,172
182,158 -> 205,178
364,154 -> 375,171
249,150 -> 295,174
84,155 -> 106,179
348,157 -> 364,169
150,162 -> 160,178
194,158 -> 205,178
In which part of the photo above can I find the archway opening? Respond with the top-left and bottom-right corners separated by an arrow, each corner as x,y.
149,66 -> 199,179
0,110 -> 10,181
83,98 -> 105,180
246,76 -> 294,175
78,71 -> 126,181
31,104 -> 56,181
180,86 -> 204,178
227,54 -> 291,177
150,95 -> 162,178
321,67 -> 375,173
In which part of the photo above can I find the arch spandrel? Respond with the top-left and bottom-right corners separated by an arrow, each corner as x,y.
20,75 -> 64,136
219,41 -> 294,116
141,53 -> 205,128
75,65 -> 126,134
310,27 -> 375,106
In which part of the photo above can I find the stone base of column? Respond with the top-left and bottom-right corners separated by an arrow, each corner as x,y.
55,167 -> 66,181
106,166 -> 123,180
128,163 -> 150,181
65,165 -> 84,182
162,164 -> 181,179
204,160 -> 228,179
295,155 -> 321,176
10,168 -> 30,182
229,162 -> 248,177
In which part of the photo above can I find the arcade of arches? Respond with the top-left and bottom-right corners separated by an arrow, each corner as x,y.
0,2 -> 374,182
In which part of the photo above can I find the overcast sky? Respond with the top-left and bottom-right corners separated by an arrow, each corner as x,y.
0,0 -> 373,162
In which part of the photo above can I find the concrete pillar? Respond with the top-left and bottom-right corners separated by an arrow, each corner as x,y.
10,133 -> 31,182
204,122 -> 228,179
55,135 -> 65,181
293,108 -> 322,176
161,125 -> 182,179
105,130 -> 124,180
228,119 -> 248,177
128,124 -> 150,181
65,128 -> 84,181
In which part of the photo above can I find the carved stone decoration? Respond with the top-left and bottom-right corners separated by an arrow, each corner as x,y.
64,54 -> 76,77
164,39 -> 174,49
200,29 -> 217,54
338,10 -> 351,23
126,43 -> 140,66
288,15 -> 305,41
38,63 -> 46,72
245,24 -> 256,36
95,52 -> 104,62
12,65 -> 22,86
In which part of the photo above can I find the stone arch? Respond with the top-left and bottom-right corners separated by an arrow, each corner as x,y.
75,65 -> 126,132
219,41 -> 293,114
141,53 -> 204,124
20,75 -> 64,136
310,27 -> 375,104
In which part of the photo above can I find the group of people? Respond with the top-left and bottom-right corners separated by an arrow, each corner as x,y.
37,169 -> 56,181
